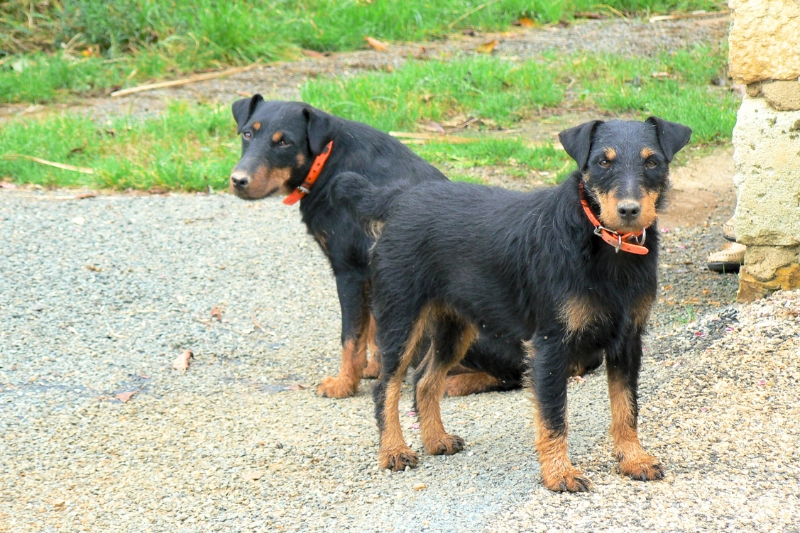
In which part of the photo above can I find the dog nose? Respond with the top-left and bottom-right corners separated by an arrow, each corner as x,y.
230,171 -> 250,189
617,200 -> 641,222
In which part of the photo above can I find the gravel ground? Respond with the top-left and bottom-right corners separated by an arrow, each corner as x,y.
1,180 -> 797,532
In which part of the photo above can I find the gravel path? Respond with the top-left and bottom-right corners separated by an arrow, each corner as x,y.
1,179 -> 797,532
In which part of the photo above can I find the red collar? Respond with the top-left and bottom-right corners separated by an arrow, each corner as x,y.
283,141 -> 333,205
579,182 -> 649,255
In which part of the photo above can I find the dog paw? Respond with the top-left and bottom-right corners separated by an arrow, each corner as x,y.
380,447 -> 419,471
425,433 -> 465,456
618,453 -> 665,481
316,376 -> 358,398
541,466 -> 592,492
362,358 -> 381,379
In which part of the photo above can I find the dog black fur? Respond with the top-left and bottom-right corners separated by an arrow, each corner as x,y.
332,117 -> 691,491
229,97 -> 527,398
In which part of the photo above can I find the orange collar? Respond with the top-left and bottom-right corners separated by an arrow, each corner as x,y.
283,141 -> 333,205
579,182 -> 649,255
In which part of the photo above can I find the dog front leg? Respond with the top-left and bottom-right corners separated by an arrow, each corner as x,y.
606,333 -> 664,481
528,336 -> 591,492
317,272 -> 369,398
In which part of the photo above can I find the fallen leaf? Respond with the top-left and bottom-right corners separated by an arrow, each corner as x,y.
575,11 -> 603,19
421,121 -> 445,134
53,500 -> 66,510
242,471 -> 264,481
517,17 -> 536,27
85,264 -> 102,272
651,71 -> 672,78
364,36 -> 388,51
409,423 -> 420,430
211,306 -> 223,321
475,40 -> 499,54
172,349 -> 194,371
302,49 -> 327,59
115,391 -> 136,403
284,383 -> 309,391
413,483 -> 427,491
74,192 -> 96,199
0,182 -> 18,190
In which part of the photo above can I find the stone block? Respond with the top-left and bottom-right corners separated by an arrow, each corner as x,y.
732,95 -> 800,247
761,80 -> 800,111
728,0 -> 800,84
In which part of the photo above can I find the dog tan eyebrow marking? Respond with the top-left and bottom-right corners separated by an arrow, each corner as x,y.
252,122 -> 261,131
272,131 -> 283,142
641,148 -> 655,158
603,147 -> 616,160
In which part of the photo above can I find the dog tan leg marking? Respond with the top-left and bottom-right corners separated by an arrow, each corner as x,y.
608,370 -> 664,481
363,314 -> 381,379
532,403 -> 592,492
526,342 -> 591,492
317,337 -> 366,398
379,309 -> 429,471
444,370 -> 502,396
417,320 -> 477,455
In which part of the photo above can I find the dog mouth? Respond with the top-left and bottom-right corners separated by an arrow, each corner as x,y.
592,190 -> 659,233
230,184 -> 281,200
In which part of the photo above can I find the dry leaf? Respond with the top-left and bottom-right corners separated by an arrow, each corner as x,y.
421,121 -> 445,134
115,391 -> 136,403
241,471 -> 264,481
0,182 -> 18,190
413,483 -> 427,491
85,264 -> 102,272
364,36 -> 388,51
475,40 -> 499,54
651,71 -> 671,78
517,17 -> 536,27
302,49 -> 327,59
74,192 -> 96,199
285,383 -> 309,391
211,306 -> 223,321
172,349 -> 194,371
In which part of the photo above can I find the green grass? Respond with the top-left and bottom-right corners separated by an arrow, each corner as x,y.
0,0 -> 726,104
0,43 -> 736,191
0,102 -> 236,190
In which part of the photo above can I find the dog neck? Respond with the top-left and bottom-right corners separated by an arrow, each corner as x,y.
578,182 -> 649,255
283,141 -> 334,205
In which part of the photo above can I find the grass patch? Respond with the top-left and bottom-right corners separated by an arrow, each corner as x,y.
302,57 -> 563,131
1,0 -> 727,104
1,44 -> 737,191
0,102 -> 236,190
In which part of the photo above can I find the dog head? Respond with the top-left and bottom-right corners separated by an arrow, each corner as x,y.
558,117 -> 692,233
229,96 -> 340,200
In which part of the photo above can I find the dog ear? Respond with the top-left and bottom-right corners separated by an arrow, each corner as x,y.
646,116 -> 692,162
558,120 -> 603,170
231,94 -> 264,132
304,106 -> 339,155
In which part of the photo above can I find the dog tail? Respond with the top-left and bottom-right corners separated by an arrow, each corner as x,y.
329,172 -> 406,231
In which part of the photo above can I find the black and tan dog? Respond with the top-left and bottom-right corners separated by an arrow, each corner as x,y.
229,97 -> 531,398
332,117 -> 691,491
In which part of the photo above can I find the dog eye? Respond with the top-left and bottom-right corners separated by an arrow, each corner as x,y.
278,139 -> 290,147
599,159 -> 611,169
645,159 -> 657,169
242,131 -> 252,140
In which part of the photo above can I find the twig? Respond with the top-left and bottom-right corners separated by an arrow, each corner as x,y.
389,131 -> 480,144
448,0 -> 502,28
649,10 -> 730,23
110,62 -> 261,97
1,154 -> 95,174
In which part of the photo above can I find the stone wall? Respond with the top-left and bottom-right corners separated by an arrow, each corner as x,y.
728,0 -> 800,301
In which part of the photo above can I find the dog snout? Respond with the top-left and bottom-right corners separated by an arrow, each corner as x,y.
230,170 -> 250,189
616,200 -> 641,223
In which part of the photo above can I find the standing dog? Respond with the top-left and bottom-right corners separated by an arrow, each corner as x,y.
334,117 -> 691,491
229,97 -> 530,398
